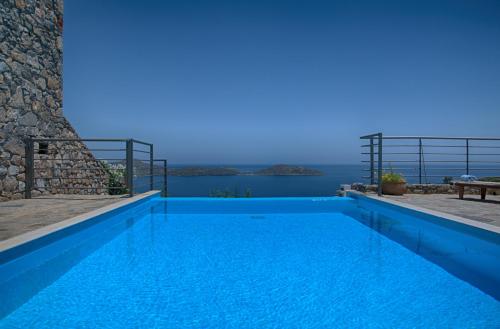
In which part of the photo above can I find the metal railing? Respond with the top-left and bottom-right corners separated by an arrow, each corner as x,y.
24,138 -> 167,198
360,133 -> 500,195
153,159 -> 168,197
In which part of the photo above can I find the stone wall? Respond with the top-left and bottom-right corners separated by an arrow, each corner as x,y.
351,183 -> 498,195
0,0 -> 108,201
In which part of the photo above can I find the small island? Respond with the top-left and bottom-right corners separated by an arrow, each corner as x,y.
253,165 -> 323,176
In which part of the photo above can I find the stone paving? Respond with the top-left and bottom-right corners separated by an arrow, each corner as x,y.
383,193 -> 500,227
0,195 -> 126,241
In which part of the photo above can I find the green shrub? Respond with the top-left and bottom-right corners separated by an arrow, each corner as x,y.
101,161 -> 128,195
382,172 -> 406,184
442,176 -> 453,184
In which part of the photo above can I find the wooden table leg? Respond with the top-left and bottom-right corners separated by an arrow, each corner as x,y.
480,188 -> 487,200
458,186 -> 464,199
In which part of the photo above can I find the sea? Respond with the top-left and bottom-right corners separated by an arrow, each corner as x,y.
135,164 -> 499,197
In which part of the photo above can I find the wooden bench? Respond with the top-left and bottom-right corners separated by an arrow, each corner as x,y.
453,181 -> 500,200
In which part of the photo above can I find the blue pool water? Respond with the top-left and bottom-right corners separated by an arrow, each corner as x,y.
1,196 -> 499,328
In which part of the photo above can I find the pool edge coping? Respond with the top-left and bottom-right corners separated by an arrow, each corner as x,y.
0,191 -> 161,254
347,191 -> 500,234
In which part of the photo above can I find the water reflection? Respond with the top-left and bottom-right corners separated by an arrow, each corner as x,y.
349,205 -> 500,300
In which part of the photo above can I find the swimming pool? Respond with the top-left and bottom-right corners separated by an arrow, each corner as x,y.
1,194 -> 499,328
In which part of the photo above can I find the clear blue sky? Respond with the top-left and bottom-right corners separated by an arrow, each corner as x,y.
64,0 -> 500,164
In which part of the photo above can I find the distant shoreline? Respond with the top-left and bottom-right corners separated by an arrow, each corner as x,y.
168,165 -> 324,177
118,161 -> 325,177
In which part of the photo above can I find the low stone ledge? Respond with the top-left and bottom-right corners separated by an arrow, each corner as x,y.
351,183 -> 499,195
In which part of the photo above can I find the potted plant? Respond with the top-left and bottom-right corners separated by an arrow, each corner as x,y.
381,172 -> 407,195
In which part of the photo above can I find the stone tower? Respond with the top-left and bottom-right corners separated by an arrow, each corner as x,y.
0,0 -> 108,200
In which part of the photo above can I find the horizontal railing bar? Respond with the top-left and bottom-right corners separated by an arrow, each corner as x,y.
360,133 -> 382,139
33,187 -> 127,190
33,167 -> 123,171
362,136 -> 500,141
411,175 -> 455,177
87,148 -> 126,152
363,143 -> 500,150
132,149 -> 150,154
31,138 -> 129,142
462,161 -> 500,163
468,154 -> 500,156
361,144 -> 500,149
422,153 -> 500,156
32,186 -> 92,189
362,168 -> 415,171
373,145 -> 500,149
392,175 -> 445,177
363,152 -> 500,156
366,152 -> 418,155
30,138 -> 152,145
363,167 -> 500,171
382,145 -> 472,148
420,153 -> 466,155
426,144 -> 500,149
131,139 -> 153,146
33,177 -> 124,189
361,174 -> 439,178
418,160 -> 500,163
131,183 -> 155,190
361,161 -> 411,163
421,145 -> 486,148
34,158 -> 125,161
364,160 -> 500,163
361,160 -> 419,163
97,158 -> 126,161
418,145 -> 464,148
132,181 -> 154,187
467,146 -> 500,149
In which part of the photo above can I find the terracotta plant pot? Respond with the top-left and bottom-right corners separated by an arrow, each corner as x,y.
382,182 -> 407,195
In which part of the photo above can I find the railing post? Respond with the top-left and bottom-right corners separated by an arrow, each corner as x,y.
126,139 -> 134,197
24,139 -> 34,199
465,139 -> 469,175
149,144 -> 154,191
369,138 -> 375,185
418,138 -> 422,184
163,160 -> 167,197
377,133 -> 383,196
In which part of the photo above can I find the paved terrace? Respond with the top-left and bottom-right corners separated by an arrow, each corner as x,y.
383,193 -> 500,228
0,195 -> 126,241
